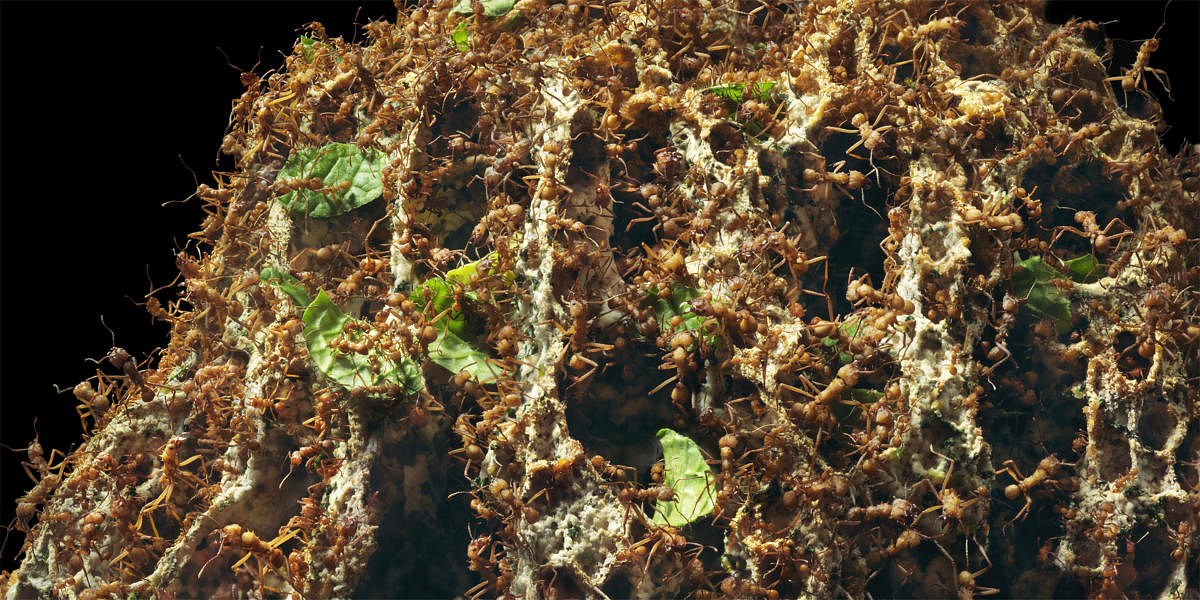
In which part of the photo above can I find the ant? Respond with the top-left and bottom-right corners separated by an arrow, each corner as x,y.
1104,27 -> 1170,97
1051,210 -> 1132,255
0,422 -> 68,485
912,448 -> 985,533
998,454 -> 1067,525
134,434 -> 206,537
931,538 -> 1001,598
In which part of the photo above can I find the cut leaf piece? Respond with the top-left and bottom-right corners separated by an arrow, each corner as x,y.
299,36 -> 317,62
410,274 -> 475,338
260,267 -> 312,306
451,21 -> 471,51
840,317 -> 862,338
427,328 -> 498,382
391,355 -> 426,395
302,291 -> 424,391
643,285 -> 718,350
298,35 -> 326,62
297,35 -> 335,62
705,82 -> 776,104
412,277 -> 461,332
276,143 -> 387,218
652,428 -> 717,527
847,388 -> 884,403
1063,254 -> 1101,283
450,0 -> 515,17
409,258 -> 500,382
1012,255 -> 1073,333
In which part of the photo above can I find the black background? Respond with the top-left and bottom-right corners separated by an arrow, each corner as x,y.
1,0 -> 1196,572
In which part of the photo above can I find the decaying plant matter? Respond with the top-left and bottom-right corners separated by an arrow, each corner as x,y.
3,0 -> 1198,598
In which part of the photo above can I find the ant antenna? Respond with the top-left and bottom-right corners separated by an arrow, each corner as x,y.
162,154 -> 202,206
100,315 -> 117,347
84,317 -> 118,364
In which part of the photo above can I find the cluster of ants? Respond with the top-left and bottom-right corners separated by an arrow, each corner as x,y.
4,0 -> 1199,598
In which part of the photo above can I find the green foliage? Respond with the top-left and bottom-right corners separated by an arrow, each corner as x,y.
450,0 -> 515,17
302,291 -> 423,392
299,36 -> 317,62
705,82 -> 778,137
297,35 -> 332,62
652,429 -> 717,527
831,387 -> 882,423
410,264 -> 477,339
410,260 -> 499,382
819,317 -> 859,365
1062,254 -> 1101,283
643,285 -> 718,350
1012,254 -> 1095,334
276,143 -> 387,218
705,82 -> 776,103
847,388 -> 883,404
260,267 -> 313,306
451,22 -> 471,51
427,328 -> 498,382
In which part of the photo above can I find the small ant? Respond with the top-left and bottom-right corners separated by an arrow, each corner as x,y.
913,448 -> 985,533
1104,29 -> 1170,96
1051,210 -> 1132,255
998,454 -> 1066,524
134,434 -> 206,537
0,422 -> 68,485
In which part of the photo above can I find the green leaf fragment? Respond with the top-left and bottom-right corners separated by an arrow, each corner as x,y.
1063,254 -> 1101,283
302,291 -> 424,392
818,318 -> 860,363
411,277 -> 469,337
299,36 -> 317,62
451,22 -> 471,51
710,85 -> 744,101
410,261 -> 483,339
276,143 -> 387,218
840,317 -> 862,338
260,267 -> 313,306
298,35 -> 335,63
302,291 -> 355,384
391,355 -> 426,395
847,388 -> 884,403
1012,255 -> 1073,334
427,329 -> 498,382
410,258 -> 500,382
450,0 -> 515,17
445,260 -> 479,287
652,429 -> 717,527
643,286 -> 718,350
705,82 -> 776,104
820,318 -> 861,345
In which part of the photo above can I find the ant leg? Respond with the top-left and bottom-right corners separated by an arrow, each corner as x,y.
1007,497 -> 1033,526
648,374 -> 679,396
981,341 -> 1012,376
998,460 -> 1026,483
464,581 -> 490,600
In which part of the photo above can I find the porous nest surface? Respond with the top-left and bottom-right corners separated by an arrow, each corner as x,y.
3,0 -> 1199,598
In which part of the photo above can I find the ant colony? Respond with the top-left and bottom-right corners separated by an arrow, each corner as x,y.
3,1 -> 1198,599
